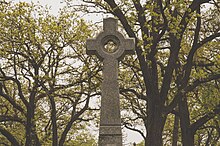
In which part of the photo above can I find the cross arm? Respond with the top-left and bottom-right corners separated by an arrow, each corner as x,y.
86,39 -> 98,56
124,38 -> 135,55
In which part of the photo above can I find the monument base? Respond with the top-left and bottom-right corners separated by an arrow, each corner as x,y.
99,135 -> 122,146
98,125 -> 122,146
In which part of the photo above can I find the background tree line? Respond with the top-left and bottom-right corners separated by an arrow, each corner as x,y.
0,1 -> 101,145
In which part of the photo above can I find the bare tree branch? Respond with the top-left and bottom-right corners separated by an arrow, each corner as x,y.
123,122 -> 146,140
190,104 -> 220,133
0,127 -> 20,146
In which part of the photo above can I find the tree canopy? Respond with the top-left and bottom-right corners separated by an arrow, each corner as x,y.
0,1 -> 99,145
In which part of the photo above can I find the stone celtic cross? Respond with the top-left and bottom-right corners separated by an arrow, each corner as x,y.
86,18 -> 135,146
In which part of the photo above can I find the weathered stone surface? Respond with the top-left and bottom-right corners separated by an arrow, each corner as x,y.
86,18 -> 134,60
99,135 -> 122,146
86,18 -> 135,146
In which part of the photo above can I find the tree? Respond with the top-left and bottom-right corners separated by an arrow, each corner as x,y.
0,1 -> 99,145
68,0 -> 220,145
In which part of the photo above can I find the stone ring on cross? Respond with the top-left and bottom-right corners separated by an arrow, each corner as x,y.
102,35 -> 120,53
86,18 -> 135,60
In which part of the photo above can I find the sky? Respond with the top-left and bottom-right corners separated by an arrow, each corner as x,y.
12,0 -> 144,145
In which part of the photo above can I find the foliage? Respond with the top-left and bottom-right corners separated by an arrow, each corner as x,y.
0,1 -> 100,145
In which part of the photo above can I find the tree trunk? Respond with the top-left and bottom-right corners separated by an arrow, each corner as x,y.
49,96 -> 58,146
181,130 -> 194,146
25,86 -> 41,146
25,101 -> 36,146
172,113 -> 179,146
146,98 -> 166,146
179,98 -> 194,146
